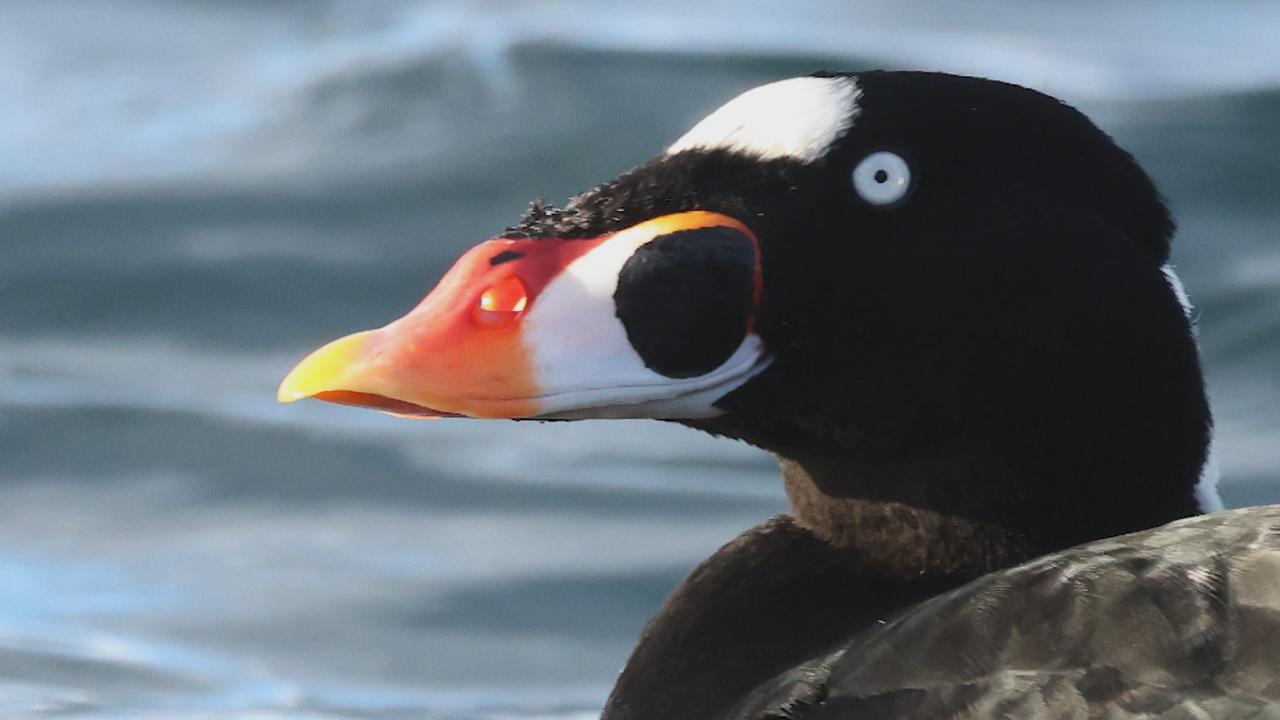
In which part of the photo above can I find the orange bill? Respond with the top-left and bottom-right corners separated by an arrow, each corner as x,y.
277,211 -> 769,420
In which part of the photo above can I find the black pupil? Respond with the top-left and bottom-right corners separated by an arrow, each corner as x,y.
873,169 -> 889,184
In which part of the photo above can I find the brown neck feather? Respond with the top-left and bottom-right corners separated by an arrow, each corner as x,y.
781,456 -> 1033,580
602,454 -> 1035,720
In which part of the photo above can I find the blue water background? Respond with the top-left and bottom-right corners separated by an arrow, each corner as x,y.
2,2 -> 1279,717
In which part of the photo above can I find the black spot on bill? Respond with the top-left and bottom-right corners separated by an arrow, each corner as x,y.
489,250 -> 524,266
614,226 -> 757,379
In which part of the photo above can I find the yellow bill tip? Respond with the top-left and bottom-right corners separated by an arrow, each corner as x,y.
277,330 -> 379,404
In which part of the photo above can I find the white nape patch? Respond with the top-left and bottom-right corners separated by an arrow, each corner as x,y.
522,227 -> 771,420
1162,265 -> 1194,323
1163,264 -> 1223,512
1197,438 -> 1225,513
665,76 -> 860,163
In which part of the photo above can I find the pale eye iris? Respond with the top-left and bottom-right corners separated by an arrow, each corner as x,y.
852,151 -> 911,206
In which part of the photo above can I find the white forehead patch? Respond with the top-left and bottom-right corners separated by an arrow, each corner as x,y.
666,76 -> 861,163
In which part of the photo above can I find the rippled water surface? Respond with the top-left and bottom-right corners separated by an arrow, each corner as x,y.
2,2 -> 1279,717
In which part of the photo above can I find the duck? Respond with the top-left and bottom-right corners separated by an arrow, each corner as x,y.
276,71 -> 1280,719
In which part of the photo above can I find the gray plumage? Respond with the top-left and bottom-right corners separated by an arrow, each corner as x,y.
732,506 -> 1280,719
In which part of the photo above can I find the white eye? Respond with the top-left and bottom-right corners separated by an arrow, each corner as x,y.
851,151 -> 911,206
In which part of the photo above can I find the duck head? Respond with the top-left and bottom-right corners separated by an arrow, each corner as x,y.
279,72 -> 1212,552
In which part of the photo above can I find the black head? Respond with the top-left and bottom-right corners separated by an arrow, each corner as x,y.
511,71 -> 1211,550
283,72 -> 1212,552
